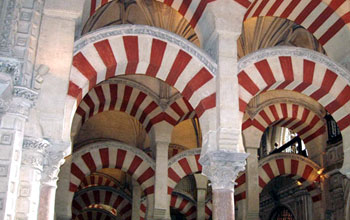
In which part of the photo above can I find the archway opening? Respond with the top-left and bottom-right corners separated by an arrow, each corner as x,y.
259,127 -> 308,160
269,206 -> 295,220
260,176 -> 311,220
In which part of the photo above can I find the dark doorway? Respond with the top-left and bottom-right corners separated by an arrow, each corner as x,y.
270,206 -> 295,220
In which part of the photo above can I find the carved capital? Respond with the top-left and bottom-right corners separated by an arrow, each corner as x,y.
21,150 -> 45,171
41,151 -> 65,186
23,137 -> 50,154
22,137 -> 50,170
13,86 -> 38,101
199,151 -> 249,190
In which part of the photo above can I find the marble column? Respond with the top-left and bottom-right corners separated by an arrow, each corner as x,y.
194,174 -> 208,220
15,137 -> 49,219
38,150 -> 65,220
245,147 -> 260,220
132,179 -> 141,220
200,151 -> 248,220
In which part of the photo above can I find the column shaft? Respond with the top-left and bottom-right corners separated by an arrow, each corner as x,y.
245,148 -> 260,220
0,108 -> 29,220
197,189 -> 207,220
153,141 -> 170,219
132,179 -> 141,220
194,174 -> 208,220
213,189 -> 235,220
38,150 -> 65,220
16,137 -> 49,219
38,184 -> 56,220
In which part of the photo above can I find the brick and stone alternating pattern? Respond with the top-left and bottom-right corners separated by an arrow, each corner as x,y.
69,142 -> 155,196
68,26 -> 216,119
72,83 -> 196,134
242,103 -> 326,144
72,187 -> 132,219
170,194 -> 196,220
244,0 -> 350,60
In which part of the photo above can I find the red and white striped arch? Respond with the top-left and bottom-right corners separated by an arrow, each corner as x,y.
234,173 -> 246,204
69,25 -> 216,121
167,148 -> 202,194
235,153 -> 323,219
72,83 -> 196,136
238,47 -> 350,163
88,0 -> 252,28
74,207 -> 121,220
205,201 -> 212,220
242,103 -> 326,149
244,0 -> 350,60
72,188 -> 132,219
69,141 -> 155,196
78,173 -> 120,190
258,153 -> 322,199
170,194 -> 196,220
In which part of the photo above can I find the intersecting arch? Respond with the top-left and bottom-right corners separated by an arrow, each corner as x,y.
244,0 -> 350,61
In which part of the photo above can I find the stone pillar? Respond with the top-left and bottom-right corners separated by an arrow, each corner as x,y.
15,137 -> 49,219
132,179 -> 141,220
0,94 -> 33,220
194,174 -> 208,220
198,1 -> 248,219
38,150 -> 65,220
245,147 -> 259,220
200,151 -> 248,220
153,140 -> 171,219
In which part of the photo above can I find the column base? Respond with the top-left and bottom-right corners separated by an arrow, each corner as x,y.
246,212 -> 259,220
153,208 -> 171,220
